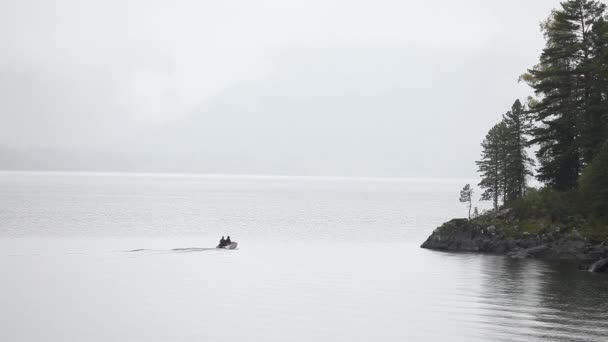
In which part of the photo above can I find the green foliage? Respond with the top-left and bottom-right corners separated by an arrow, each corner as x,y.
477,122 -> 508,210
477,101 -> 533,209
519,219 -> 548,235
502,99 -> 535,202
525,0 -> 607,190
582,17 -> 608,162
470,1 -> 608,241
498,183 -> 608,241
579,142 -> 608,220
509,187 -> 579,222
500,219 -> 550,239
579,219 -> 608,242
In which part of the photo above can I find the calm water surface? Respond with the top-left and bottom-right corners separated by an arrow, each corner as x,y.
1,172 -> 607,341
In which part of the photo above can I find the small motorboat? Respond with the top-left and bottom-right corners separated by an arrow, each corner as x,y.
217,242 -> 238,249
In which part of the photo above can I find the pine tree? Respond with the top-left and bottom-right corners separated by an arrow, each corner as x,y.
583,16 -> 608,162
477,122 -> 509,210
502,99 -> 534,202
477,101 -> 536,209
498,121 -> 512,205
459,184 -> 473,220
523,0 -> 607,190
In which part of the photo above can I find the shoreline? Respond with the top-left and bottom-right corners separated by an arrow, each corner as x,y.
420,212 -> 608,273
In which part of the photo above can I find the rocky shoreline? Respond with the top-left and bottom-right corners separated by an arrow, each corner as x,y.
420,212 -> 608,273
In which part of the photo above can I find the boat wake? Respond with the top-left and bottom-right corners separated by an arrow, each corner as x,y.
125,247 -> 234,253
171,247 -> 217,253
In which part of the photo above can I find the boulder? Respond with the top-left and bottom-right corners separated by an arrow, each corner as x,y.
421,219 -> 507,253
507,245 -> 549,259
589,258 -> 608,273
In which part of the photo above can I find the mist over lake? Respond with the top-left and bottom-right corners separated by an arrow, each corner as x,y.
1,172 -> 607,341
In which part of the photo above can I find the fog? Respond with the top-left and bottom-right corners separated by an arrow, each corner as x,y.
1,0 -> 559,177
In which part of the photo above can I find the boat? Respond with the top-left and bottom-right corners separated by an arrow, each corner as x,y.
217,242 -> 238,249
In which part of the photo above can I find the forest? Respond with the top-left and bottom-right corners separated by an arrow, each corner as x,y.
470,0 -> 608,236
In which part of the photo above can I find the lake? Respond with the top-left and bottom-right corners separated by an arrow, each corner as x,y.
1,172 -> 607,341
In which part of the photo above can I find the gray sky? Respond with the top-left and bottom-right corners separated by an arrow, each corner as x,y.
0,0 -> 561,177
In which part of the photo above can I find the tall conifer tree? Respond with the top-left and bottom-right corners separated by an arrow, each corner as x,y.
524,0 -> 607,190
583,16 -> 608,161
502,99 -> 534,201
477,122 -> 509,210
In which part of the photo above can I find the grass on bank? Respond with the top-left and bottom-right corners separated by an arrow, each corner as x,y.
472,187 -> 608,242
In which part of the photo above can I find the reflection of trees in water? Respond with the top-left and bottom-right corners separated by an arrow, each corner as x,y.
477,257 -> 608,342
534,261 -> 608,341
476,256 -> 546,341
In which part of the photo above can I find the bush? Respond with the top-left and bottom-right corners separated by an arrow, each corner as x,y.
579,141 -> 608,221
509,187 -> 578,222
579,219 -> 608,242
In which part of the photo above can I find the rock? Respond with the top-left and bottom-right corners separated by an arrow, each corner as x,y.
586,244 -> 608,260
569,228 -> 584,241
421,217 -> 606,267
420,219 -> 492,252
589,258 -> 608,273
578,262 -> 592,271
539,239 -> 587,259
495,208 -> 512,219
508,245 -> 549,259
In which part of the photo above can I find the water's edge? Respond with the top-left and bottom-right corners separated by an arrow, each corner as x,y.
421,217 -> 608,273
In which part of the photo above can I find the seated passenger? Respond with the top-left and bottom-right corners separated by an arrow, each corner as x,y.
218,236 -> 226,248
225,236 -> 232,245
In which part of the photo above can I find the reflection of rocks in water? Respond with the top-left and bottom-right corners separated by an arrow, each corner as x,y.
477,256 -> 548,341
535,261 -> 608,341
477,257 -> 608,341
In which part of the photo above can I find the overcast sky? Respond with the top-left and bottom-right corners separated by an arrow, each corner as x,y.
0,0 -> 561,177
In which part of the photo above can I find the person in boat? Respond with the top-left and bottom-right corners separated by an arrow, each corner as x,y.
225,236 -> 232,246
218,236 -> 226,248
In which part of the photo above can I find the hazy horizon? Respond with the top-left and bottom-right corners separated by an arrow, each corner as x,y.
1,0 -> 561,178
